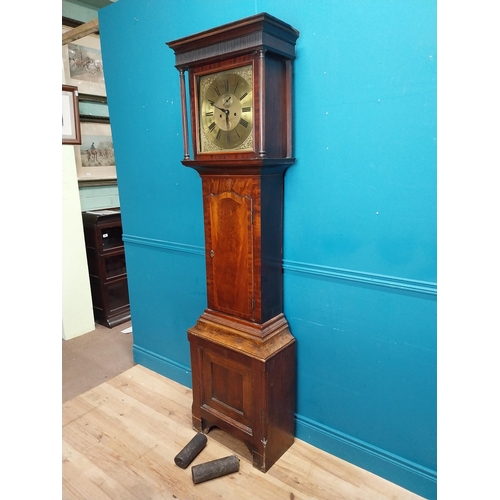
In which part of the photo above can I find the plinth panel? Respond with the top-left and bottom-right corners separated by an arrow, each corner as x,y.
200,344 -> 254,435
188,312 -> 296,472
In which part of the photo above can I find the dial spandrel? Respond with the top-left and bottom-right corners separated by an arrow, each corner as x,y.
198,65 -> 253,153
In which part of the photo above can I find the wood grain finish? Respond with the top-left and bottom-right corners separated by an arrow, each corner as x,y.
199,171 -> 286,325
188,311 -> 296,472
167,13 -> 299,69
62,365 -> 426,500
204,177 -> 256,320
193,168 -> 292,472
168,14 -> 299,474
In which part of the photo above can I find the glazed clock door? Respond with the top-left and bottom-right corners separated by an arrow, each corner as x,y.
205,179 -> 254,320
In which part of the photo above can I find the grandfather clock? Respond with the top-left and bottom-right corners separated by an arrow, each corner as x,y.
167,13 -> 299,472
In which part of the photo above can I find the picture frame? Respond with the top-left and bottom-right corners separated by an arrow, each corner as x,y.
78,93 -> 109,121
62,84 -> 81,145
76,115 -> 117,185
62,25 -> 106,97
63,19 -> 114,185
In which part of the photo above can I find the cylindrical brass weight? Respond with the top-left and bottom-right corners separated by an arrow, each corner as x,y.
191,455 -> 240,484
174,433 -> 208,469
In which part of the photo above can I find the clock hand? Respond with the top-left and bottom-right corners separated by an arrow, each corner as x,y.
208,100 -> 229,115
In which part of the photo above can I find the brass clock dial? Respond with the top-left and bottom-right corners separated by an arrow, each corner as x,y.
198,65 -> 253,152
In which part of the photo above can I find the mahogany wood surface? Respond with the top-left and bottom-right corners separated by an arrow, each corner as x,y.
183,170 -> 288,327
188,311 -> 296,472
168,14 -> 299,473
203,176 -> 256,321
167,13 -> 299,66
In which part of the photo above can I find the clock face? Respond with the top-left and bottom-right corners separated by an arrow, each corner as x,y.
198,65 -> 253,153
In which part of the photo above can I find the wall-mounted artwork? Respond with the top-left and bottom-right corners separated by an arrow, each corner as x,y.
76,119 -> 116,184
62,26 -> 106,97
63,21 -> 113,184
62,84 -> 81,145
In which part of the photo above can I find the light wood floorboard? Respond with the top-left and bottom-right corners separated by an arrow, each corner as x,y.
62,364 -> 425,500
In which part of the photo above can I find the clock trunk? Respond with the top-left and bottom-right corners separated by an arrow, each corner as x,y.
202,174 -> 284,324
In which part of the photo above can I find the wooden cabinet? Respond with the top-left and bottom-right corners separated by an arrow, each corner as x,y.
82,209 -> 130,328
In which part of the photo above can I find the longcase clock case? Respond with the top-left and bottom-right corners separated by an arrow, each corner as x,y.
167,13 -> 299,472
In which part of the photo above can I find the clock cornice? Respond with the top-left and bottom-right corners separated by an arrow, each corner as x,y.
167,12 -> 299,69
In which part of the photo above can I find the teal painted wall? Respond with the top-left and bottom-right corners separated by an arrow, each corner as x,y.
78,184 -> 120,211
63,1 -> 98,24
99,1 -> 436,498
63,0 -> 112,24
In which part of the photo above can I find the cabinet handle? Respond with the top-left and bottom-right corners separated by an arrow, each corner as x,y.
209,250 -> 215,258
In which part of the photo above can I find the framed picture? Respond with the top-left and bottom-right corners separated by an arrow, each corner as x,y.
76,116 -> 116,185
62,85 -> 81,145
78,93 -> 109,121
62,25 -> 106,97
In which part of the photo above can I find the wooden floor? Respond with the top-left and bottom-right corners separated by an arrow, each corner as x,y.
62,365 -> 425,500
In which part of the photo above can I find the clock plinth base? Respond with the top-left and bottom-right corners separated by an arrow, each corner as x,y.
188,310 -> 296,473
